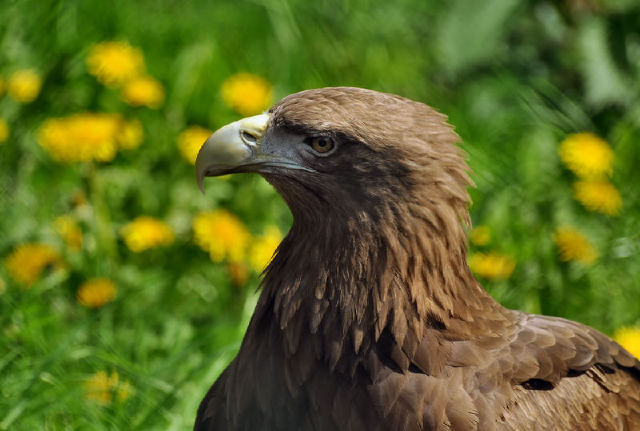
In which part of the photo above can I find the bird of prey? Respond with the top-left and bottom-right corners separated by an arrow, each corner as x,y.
194,87 -> 640,430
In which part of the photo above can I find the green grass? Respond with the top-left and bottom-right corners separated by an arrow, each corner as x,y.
1,0 -> 640,429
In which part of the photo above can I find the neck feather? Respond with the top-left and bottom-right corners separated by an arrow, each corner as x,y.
253,185 -> 495,373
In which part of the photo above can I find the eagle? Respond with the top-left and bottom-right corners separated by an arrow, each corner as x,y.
194,87 -> 640,430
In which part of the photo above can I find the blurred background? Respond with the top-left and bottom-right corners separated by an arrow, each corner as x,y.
1,0 -> 639,428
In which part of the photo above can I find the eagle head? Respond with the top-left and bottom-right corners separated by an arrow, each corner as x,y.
196,87 -> 472,227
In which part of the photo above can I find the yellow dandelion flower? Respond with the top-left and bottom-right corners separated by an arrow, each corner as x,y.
248,226 -> 282,272
470,225 -> 490,246
53,215 -> 82,251
87,41 -> 145,88
192,210 -> 251,262
39,113 -> 119,162
552,227 -> 597,264
121,76 -> 164,108
573,180 -> 622,216
469,252 -> 515,280
559,132 -> 614,179
221,73 -> 272,116
116,380 -> 133,401
0,118 -> 8,144
614,327 -> 640,359
116,119 -> 144,150
7,69 -> 42,103
178,126 -> 212,164
4,243 -> 61,286
77,278 -> 116,308
120,216 -> 174,252
85,371 -> 113,404
85,371 -> 133,405
39,113 -> 140,163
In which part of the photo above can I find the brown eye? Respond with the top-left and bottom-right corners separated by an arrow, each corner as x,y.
308,136 -> 335,154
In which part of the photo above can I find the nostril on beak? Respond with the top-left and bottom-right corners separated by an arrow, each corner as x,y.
241,130 -> 258,145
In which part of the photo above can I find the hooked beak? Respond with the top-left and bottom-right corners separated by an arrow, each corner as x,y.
195,113 -> 314,193
195,114 -> 270,193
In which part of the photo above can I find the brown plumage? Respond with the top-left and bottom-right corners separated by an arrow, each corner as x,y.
194,87 -> 640,430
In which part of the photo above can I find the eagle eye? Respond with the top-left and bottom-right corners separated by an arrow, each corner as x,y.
306,136 -> 336,155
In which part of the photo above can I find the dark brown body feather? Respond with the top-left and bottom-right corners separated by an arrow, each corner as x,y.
195,87 -> 640,430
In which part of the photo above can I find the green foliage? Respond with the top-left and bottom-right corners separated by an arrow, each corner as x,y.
1,0 -> 639,429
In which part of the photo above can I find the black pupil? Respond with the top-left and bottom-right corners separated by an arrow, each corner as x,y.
317,139 -> 327,147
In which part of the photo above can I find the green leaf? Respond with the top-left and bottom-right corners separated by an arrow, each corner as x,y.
436,0 -> 521,74
577,18 -> 632,107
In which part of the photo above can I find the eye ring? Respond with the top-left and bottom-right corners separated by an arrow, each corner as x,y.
306,136 -> 336,155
